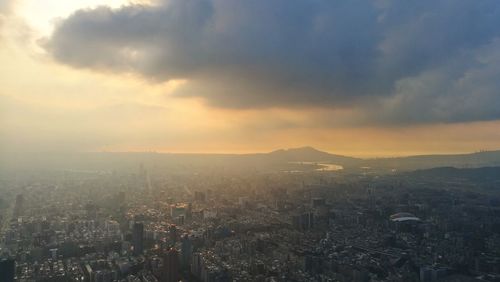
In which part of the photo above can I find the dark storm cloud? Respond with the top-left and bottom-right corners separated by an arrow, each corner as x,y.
45,0 -> 500,123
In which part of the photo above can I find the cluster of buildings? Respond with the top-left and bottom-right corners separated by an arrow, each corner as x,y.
1,166 -> 500,281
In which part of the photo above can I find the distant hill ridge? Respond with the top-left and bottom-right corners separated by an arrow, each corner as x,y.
363,150 -> 500,170
266,146 -> 358,163
263,147 -> 500,169
2,147 -> 500,171
405,166 -> 500,182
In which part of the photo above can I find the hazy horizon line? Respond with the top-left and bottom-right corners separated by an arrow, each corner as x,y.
2,146 -> 498,159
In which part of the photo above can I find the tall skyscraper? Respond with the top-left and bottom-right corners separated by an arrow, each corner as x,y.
180,235 -> 193,268
0,258 -> 15,282
132,222 -> 144,256
169,224 -> 178,244
13,194 -> 24,218
292,212 -> 315,231
162,248 -> 180,282
117,191 -> 126,205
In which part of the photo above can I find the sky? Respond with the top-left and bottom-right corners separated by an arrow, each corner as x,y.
1,0 -> 500,157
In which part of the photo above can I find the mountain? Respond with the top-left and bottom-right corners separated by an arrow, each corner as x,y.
0,148 -> 358,173
262,147 -> 500,170
2,147 -> 500,173
364,150 -> 500,170
265,146 -> 359,164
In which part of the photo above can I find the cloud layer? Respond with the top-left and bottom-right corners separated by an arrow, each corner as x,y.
45,0 -> 500,124
0,0 -> 12,28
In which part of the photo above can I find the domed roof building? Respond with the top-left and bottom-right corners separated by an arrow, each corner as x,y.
390,212 -> 421,222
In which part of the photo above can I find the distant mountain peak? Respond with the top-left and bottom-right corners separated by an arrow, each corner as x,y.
290,146 -> 321,152
267,146 -> 358,163
270,146 -> 324,154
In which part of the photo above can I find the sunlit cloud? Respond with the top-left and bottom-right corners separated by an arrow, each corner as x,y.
43,0 -> 500,125
1,0 -> 500,156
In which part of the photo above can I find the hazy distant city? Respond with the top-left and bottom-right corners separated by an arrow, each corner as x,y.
2,147 -> 500,281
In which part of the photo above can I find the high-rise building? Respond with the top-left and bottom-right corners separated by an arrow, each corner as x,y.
117,191 -> 126,205
0,258 -> 15,282
180,235 -> 193,268
186,203 -> 193,220
292,212 -> 314,231
169,225 -> 178,244
13,194 -> 24,218
132,222 -> 144,255
194,191 -> 206,202
170,204 -> 187,219
191,252 -> 203,279
311,197 -> 326,208
162,248 -> 180,282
